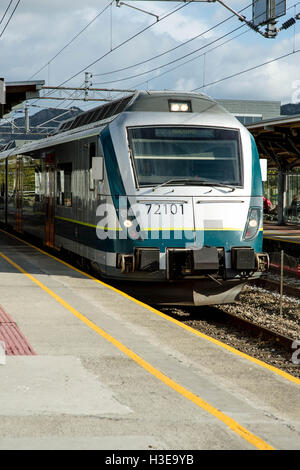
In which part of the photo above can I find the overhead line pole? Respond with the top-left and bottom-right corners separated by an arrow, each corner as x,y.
25,102 -> 30,134
38,97 -> 112,102
39,84 -> 136,103
42,86 -> 136,93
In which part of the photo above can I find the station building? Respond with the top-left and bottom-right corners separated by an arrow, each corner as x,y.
215,98 -> 299,226
216,98 -> 281,125
248,115 -> 300,226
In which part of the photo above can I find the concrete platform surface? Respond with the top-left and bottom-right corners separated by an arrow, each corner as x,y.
0,230 -> 299,450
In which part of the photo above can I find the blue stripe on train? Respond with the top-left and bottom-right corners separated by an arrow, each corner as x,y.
99,126 -> 141,248
55,217 -> 262,254
250,134 -> 263,198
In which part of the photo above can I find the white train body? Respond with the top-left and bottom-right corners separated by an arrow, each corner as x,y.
0,91 -> 268,305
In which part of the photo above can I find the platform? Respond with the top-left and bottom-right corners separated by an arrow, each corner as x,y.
264,222 -> 300,244
0,229 -> 299,450
263,221 -> 300,259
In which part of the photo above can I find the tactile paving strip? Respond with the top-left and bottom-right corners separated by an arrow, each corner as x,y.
0,305 -> 36,355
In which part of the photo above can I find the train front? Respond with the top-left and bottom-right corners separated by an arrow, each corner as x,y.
98,92 -> 269,305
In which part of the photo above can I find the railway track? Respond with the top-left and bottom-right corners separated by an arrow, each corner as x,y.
254,277 -> 300,299
108,273 -> 300,378
160,304 -> 295,350
211,308 -> 295,350
158,295 -> 300,379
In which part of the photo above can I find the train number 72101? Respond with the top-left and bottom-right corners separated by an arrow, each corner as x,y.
145,203 -> 184,215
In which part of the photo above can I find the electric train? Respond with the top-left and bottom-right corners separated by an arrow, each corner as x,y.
0,91 -> 269,305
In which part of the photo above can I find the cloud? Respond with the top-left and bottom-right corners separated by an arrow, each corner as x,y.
0,0 -> 298,110
147,3 -> 213,42
174,76 -> 198,91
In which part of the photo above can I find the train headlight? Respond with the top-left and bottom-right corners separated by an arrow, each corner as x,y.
243,208 -> 262,240
169,100 -> 192,112
124,219 -> 133,228
170,103 -> 180,112
180,103 -> 189,112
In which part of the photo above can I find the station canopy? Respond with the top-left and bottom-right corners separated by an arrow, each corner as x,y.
247,114 -> 300,170
0,80 -> 44,118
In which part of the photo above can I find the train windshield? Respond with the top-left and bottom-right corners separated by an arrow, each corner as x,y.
128,127 -> 242,187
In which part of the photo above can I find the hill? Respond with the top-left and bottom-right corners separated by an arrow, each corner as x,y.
280,102 -> 300,115
0,107 -> 82,145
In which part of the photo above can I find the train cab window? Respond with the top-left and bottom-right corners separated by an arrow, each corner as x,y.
128,126 -> 242,187
57,163 -> 72,207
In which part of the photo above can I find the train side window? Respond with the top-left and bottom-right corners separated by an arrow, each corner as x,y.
57,163 -> 72,207
35,165 -> 42,202
89,142 -> 96,191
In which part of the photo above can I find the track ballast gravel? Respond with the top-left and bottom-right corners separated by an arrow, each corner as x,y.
159,284 -> 300,379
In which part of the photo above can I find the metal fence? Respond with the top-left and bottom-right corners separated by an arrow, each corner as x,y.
262,250 -> 300,314
285,173 -> 300,224
268,251 -> 300,278
264,171 -> 300,224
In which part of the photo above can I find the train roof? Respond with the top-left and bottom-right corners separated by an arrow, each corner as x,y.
0,91 -> 236,160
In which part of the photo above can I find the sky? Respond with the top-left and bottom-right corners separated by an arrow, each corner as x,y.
1,0 -> 300,117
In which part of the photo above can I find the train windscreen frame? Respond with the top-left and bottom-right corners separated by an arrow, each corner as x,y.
127,126 -> 243,187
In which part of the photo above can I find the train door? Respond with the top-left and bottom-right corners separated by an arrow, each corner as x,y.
45,152 -> 55,247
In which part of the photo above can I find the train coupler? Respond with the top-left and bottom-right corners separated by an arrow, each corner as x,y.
231,247 -> 269,273
117,248 -> 160,273
117,254 -> 135,273
255,252 -> 270,272
167,247 -> 221,280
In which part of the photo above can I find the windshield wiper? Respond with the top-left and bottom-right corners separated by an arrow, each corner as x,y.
152,178 -> 196,191
203,182 -> 236,192
152,178 -> 236,192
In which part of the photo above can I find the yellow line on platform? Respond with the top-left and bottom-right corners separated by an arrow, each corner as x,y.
0,228 -> 299,390
263,236 -> 300,245
0,247 -> 275,450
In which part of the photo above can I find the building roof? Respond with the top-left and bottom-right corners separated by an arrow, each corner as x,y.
0,80 -> 44,117
216,98 -> 281,121
247,114 -> 300,170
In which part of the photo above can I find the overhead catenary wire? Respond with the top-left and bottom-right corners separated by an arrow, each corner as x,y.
190,1 -> 300,91
192,47 -> 300,91
30,0 -> 299,111
0,115 -> 23,132
28,0 -> 189,84
93,2 -> 252,78
94,23 -> 246,86
0,106 -> 80,139
94,0 -> 293,80
34,108 -> 79,128
0,0 -> 21,39
27,0 -> 114,80
36,1 -> 193,104
30,103 -> 80,111
129,0 -> 300,92
0,0 -> 13,26
23,82 -> 86,131
94,0 -> 298,86
30,0 -> 274,107
49,80 -> 86,110
131,28 -> 249,91
6,53 -> 300,135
